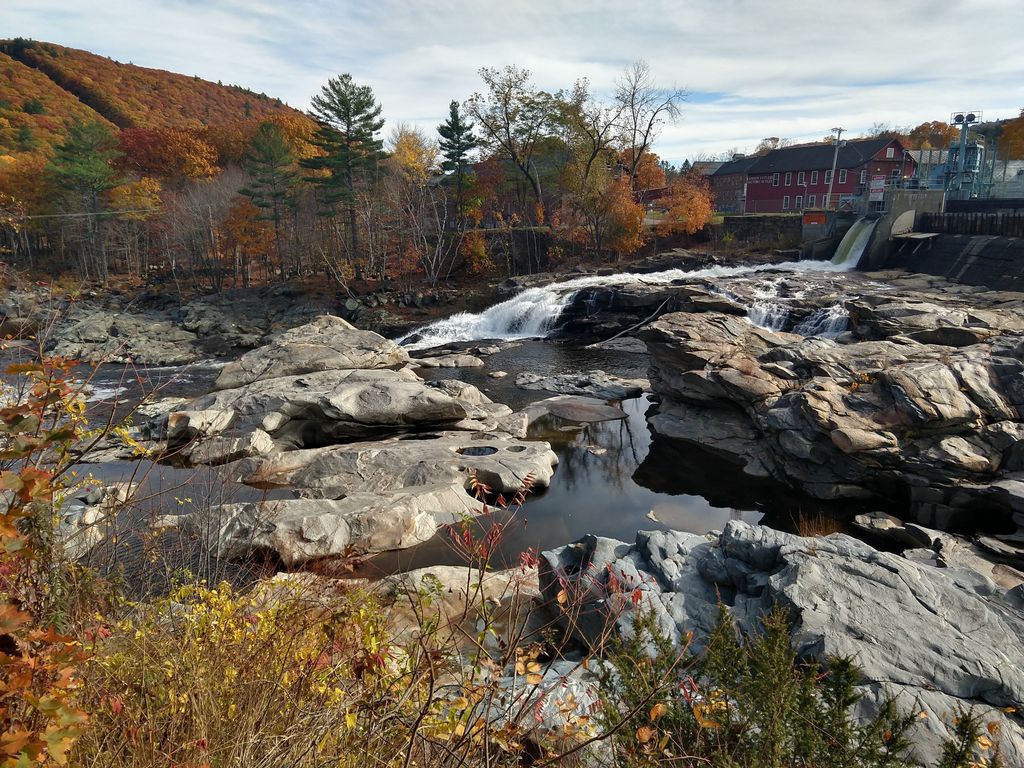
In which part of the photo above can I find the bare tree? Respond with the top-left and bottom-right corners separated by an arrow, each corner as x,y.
615,60 -> 686,191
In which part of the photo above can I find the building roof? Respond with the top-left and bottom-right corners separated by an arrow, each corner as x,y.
690,160 -> 724,175
712,154 -> 760,176
745,138 -> 904,174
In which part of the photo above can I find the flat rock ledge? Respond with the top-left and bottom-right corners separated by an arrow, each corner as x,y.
515,370 -> 648,400
539,521 -> 1024,766
155,315 -> 557,560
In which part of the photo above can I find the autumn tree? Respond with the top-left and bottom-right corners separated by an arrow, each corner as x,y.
906,120 -> 959,149
656,171 -> 715,237
754,137 -> 792,155
615,60 -> 685,191
117,127 -> 218,182
437,100 -> 480,220
466,66 -> 551,215
240,121 -> 299,280
303,73 -> 384,263
46,120 -> 124,281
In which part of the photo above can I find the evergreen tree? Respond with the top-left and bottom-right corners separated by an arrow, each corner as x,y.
47,120 -> 122,281
437,100 -> 479,220
302,73 -> 384,261
240,121 -> 298,280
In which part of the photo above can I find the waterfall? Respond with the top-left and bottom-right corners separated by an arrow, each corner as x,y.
747,302 -> 789,331
794,304 -> 850,337
831,218 -> 877,268
401,257 -> 857,350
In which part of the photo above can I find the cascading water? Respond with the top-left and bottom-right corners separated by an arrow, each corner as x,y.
793,304 -> 850,337
831,217 -> 877,268
401,257 -> 858,350
747,302 -> 789,331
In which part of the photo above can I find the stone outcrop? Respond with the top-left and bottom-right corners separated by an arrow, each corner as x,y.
161,316 -> 557,561
540,522 -> 1024,765
514,370 -> 648,400
641,307 -> 1024,553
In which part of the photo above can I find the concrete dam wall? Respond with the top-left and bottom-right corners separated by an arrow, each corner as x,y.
882,234 -> 1024,292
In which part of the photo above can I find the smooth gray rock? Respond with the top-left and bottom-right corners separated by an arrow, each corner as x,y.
214,315 -> 409,389
540,522 -> 1024,766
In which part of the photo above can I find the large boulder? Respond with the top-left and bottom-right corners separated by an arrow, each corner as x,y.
540,522 -> 1024,766
214,315 -> 409,389
642,310 -> 1024,534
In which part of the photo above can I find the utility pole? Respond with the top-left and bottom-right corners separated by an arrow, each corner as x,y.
826,127 -> 845,210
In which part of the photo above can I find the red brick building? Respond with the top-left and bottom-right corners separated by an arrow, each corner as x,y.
711,138 -> 915,214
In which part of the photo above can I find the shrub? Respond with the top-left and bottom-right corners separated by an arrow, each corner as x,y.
598,605 -> 918,767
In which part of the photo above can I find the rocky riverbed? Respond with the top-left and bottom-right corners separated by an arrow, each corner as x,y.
8,251 -> 1024,763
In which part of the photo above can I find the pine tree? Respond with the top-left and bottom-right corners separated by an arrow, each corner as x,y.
240,121 -> 298,281
302,73 -> 384,261
437,100 -> 479,220
47,120 -> 122,281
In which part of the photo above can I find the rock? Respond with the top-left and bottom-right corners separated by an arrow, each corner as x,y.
489,370 -> 509,379
520,396 -> 628,426
411,354 -> 485,369
193,484 -> 483,565
188,368 -> 472,447
641,307 -> 1024,527
186,429 -> 277,465
515,370 -> 648,400
214,315 -> 408,389
221,432 -> 559,500
540,522 -> 1024,765
56,482 -> 135,560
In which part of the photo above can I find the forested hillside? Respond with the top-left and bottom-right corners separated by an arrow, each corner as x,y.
0,43 -> 714,291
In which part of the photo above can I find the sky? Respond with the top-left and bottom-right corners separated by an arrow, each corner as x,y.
4,0 -> 1023,164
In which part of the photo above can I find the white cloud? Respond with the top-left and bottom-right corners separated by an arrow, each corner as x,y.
4,0 -> 1022,162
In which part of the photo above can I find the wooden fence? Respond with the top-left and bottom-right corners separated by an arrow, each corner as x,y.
919,212 -> 1024,237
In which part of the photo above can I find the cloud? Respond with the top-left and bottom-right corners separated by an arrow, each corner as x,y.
4,0 -> 1022,162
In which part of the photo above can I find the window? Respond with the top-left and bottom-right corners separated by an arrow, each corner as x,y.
886,147 -> 895,159
892,168 -> 901,178
795,195 -> 803,209
838,169 -> 847,184
824,170 -> 832,184
797,171 -> 805,185
772,172 -> 779,186
860,169 -> 867,184
784,172 -> 792,186
808,194 -> 816,207
811,170 -> 818,185
782,195 -> 790,210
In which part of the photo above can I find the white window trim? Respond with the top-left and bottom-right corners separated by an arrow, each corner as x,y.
824,170 -> 833,184
795,195 -> 803,209
811,170 -> 819,185
782,195 -> 790,210
797,171 -> 805,185
886,147 -> 895,159
808,194 -> 816,207
784,172 -> 792,186
860,169 -> 867,184
772,173 -> 780,186
838,169 -> 847,184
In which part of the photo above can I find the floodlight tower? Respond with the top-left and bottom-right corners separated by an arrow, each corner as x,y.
950,110 -> 981,196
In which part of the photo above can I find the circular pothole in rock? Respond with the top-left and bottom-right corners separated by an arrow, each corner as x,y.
506,445 -> 527,452
457,446 -> 499,456
399,433 -> 443,440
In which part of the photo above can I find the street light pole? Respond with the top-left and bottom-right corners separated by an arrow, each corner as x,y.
826,126 -> 845,209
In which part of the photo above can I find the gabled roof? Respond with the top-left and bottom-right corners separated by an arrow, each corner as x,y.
906,149 -> 949,164
712,154 -> 760,176
745,138 -> 903,174
691,160 -> 724,175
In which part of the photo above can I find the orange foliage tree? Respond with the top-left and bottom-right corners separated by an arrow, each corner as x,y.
117,127 -> 218,181
656,172 -> 715,237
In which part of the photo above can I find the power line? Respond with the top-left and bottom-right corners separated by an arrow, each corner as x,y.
15,209 -> 161,221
